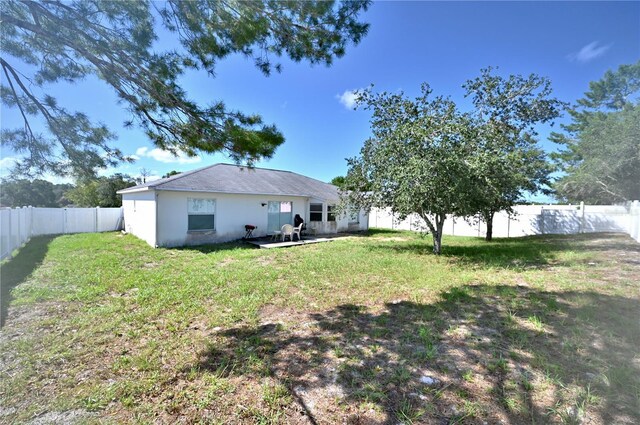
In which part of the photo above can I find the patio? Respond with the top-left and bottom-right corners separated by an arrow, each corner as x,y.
245,235 -> 335,249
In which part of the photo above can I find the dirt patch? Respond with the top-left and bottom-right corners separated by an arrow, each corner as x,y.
370,236 -> 411,242
217,257 -> 237,268
27,409 -> 95,425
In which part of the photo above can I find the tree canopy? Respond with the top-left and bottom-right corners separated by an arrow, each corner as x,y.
551,61 -> 640,204
0,178 -> 72,207
65,174 -> 137,207
342,84 -> 477,254
342,70 -> 564,252
330,175 -> 346,188
463,68 -> 565,240
1,0 -> 371,177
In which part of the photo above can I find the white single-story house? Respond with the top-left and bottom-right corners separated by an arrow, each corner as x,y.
117,163 -> 369,247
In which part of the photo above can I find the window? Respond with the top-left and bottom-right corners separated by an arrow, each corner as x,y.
310,203 -> 323,222
349,208 -> 359,224
188,198 -> 215,231
327,205 -> 336,222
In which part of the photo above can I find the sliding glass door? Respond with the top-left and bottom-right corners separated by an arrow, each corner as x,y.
267,201 -> 293,233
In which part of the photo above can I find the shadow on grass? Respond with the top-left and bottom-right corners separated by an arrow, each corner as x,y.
1,235 -> 55,328
365,232 -> 637,269
189,285 -> 639,424
167,240 -> 255,254
365,228 -> 411,237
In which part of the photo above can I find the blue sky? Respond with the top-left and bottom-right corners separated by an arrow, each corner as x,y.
1,1 -> 639,202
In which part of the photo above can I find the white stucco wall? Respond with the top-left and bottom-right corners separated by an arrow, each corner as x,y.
155,190 -> 309,247
123,190 -> 370,248
122,190 -> 157,247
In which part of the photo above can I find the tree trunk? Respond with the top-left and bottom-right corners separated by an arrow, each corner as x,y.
433,213 -> 446,255
419,213 -> 445,255
485,211 -> 494,242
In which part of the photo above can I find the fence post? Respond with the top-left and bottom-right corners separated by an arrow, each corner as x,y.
29,206 -> 33,238
507,214 -> 510,238
580,201 -> 585,233
95,207 -> 99,232
63,208 -> 67,234
17,208 -> 21,248
7,208 -> 12,259
540,207 -> 545,235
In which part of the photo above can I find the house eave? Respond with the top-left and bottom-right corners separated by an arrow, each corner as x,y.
117,186 -> 155,195
153,187 -> 337,202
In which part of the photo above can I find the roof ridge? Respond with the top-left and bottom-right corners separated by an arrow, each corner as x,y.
211,163 -> 338,189
151,163 -> 222,188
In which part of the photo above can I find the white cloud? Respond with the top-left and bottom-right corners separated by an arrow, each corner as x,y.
134,146 -> 201,164
336,89 -> 361,110
569,41 -> 612,63
0,157 -> 18,175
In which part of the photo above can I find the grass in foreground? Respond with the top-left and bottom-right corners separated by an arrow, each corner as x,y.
0,230 -> 638,424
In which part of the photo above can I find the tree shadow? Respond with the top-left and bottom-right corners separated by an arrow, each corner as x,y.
187,285 -> 639,424
1,235 -> 55,328
530,211 -> 629,236
165,240 -> 255,254
365,232 -> 639,269
365,228 -> 410,237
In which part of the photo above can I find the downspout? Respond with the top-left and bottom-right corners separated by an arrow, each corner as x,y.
155,190 -> 159,248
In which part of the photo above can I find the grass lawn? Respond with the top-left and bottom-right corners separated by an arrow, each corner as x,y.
1,230 -> 639,424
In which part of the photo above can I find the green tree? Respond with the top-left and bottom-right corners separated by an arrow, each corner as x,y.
162,170 -> 181,179
1,0 -> 370,177
463,68 -> 565,241
52,183 -> 74,206
342,84 -> 477,254
0,178 -> 59,207
551,61 -> 640,204
66,174 -> 137,207
330,176 -> 346,188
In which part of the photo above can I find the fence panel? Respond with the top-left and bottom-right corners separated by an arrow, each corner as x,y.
1,207 -> 123,260
65,208 -> 98,233
1,209 -> 12,259
98,208 -> 124,232
32,208 -> 65,235
629,203 -> 640,242
369,201 -> 640,243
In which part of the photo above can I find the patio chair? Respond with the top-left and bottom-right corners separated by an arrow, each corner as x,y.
292,223 -> 304,241
281,224 -> 294,241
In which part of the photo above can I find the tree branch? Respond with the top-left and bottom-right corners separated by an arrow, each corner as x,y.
1,60 -> 36,142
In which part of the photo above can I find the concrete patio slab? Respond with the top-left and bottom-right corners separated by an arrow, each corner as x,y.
245,236 -> 335,249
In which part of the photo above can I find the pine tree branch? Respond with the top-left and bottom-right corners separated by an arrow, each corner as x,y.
1,60 -> 36,142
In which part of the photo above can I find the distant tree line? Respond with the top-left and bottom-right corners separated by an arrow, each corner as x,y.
1,174 -> 138,208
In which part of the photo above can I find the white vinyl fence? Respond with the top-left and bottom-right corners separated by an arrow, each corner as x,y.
369,201 -> 640,243
0,206 -> 123,260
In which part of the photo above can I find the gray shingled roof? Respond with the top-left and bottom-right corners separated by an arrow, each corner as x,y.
118,163 -> 340,201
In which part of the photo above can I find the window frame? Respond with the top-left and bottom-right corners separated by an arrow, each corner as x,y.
309,203 -> 323,222
187,197 -> 216,232
327,204 -> 336,222
349,208 -> 360,224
